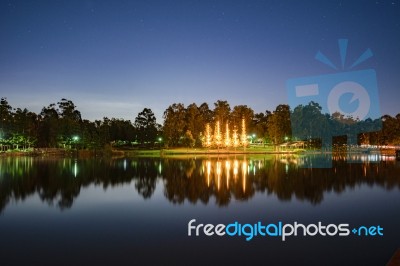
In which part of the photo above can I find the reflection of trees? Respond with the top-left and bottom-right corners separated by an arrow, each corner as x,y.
162,158 -> 256,206
162,156 -> 400,206
0,158 -> 159,213
163,159 -> 212,205
1,156 -> 400,212
132,159 -> 158,199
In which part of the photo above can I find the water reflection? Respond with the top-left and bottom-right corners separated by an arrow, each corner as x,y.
0,155 -> 400,212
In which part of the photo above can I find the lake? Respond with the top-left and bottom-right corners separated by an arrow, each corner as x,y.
0,155 -> 399,265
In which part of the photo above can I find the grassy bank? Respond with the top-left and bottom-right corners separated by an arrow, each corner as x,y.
122,146 -> 304,157
1,146 -> 397,158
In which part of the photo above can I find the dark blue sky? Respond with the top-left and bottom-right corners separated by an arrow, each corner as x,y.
1,0 -> 399,122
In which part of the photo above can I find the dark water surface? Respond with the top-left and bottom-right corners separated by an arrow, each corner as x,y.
0,155 -> 399,266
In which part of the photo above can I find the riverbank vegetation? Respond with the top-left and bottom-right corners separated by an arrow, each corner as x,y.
1,97 -> 399,153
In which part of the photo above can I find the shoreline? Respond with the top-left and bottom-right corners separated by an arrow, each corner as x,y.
0,147 -> 397,158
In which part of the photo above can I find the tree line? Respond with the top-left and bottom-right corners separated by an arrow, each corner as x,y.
0,97 -> 160,150
0,97 -> 399,150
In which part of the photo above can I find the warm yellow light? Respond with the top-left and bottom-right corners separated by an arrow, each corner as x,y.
233,159 -> 239,179
206,160 -> 211,186
202,119 -> 247,148
225,160 -> 231,188
214,121 -> 222,147
205,123 -> 212,147
240,118 -> 247,147
224,122 -> 231,147
216,161 -> 221,190
242,161 -> 247,192
233,126 -> 239,148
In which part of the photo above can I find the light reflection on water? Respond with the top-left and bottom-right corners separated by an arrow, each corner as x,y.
0,155 -> 400,265
0,154 -> 399,212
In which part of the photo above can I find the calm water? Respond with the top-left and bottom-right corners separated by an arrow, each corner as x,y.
0,155 -> 399,266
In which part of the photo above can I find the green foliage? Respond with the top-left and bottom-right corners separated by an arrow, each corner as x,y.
267,104 -> 292,145
163,103 -> 186,147
182,130 -> 195,148
213,100 -> 231,125
185,103 -> 205,147
134,108 -> 160,145
0,96 -> 399,151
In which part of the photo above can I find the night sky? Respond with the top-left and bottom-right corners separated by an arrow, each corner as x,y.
1,0 -> 399,122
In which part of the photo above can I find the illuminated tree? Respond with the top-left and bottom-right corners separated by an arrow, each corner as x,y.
203,123 -> 212,148
224,122 -> 231,147
214,120 -> 222,147
240,118 -> 248,147
232,126 -> 239,147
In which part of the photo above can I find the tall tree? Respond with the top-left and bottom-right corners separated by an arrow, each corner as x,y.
110,118 -> 135,143
57,99 -> 82,146
253,111 -> 270,143
213,100 -> 231,125
38,103 -> 60,147
230,105 -> 254,133
267,104 -> 291,145
134,108 -> 159,145
198,102 -> 213,124
185,103 -> 205,147
163,103 -> 186,147
380,115 -> 400,145
0,97 -> 12,138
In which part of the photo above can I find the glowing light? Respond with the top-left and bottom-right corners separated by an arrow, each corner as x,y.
224,122 -> 231,147
241,118 -> 247,147
225,160 -> 231,188
216,161 -> 221,190
201,119 -> 248,148
233,160 -> 239,179
158,162 -> 162,175
73,160 -> 78,177
204,123 -> 212,148
232,126 -> 239,148
242,161 -> 247,192
206,160 -> 211,186
214,121 -> 222,147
